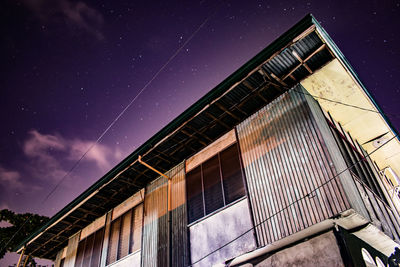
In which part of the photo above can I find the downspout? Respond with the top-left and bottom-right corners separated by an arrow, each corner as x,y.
138,156 -> 172,267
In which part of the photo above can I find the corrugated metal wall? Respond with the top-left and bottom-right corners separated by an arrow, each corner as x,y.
236,87 -> 350,246
141,162 -> 188,267
64,232 -> 80,267
170,163 -> 189,267
141,176 -> 168,267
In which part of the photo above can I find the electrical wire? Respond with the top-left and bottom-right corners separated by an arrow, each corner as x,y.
292,88 -> 400,119
189,133 -> 398,266
0,3 -> 220,256
3,3 -> 399,257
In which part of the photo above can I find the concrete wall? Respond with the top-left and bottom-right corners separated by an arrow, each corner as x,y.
189,198 -> 256,267
253,231 -> 344,267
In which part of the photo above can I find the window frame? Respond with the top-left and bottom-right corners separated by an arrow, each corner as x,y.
106,203 -> 143,266
74,227 -> 105,267
186,142 -> 247,225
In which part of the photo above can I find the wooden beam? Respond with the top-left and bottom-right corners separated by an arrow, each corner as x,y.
292,50 -> 313,74
214,102 -> 241,121
205,111 -> 231,130
282,63 -> 302,81
280,44 -> 326,82
185,125 -> 213,142
181,129 -> 208,146
154,148 -> 180,162
303,44 -> 326,62
118,177 -> 143,188
29,216 -> 87,256
77,207 -> 103,217
270,72 -> 288,87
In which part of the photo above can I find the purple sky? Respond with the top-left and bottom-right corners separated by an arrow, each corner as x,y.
1,0 -> 400,264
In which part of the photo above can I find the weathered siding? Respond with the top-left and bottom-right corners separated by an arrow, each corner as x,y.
64,232 -> 80,267
189,198 -> 256,267
236,87 -> 350,246
141,176 -> 168,267
54,247 -> 66,267
141,162 -> 188,267
170,163 -> 190,267
254,231 -> 344,267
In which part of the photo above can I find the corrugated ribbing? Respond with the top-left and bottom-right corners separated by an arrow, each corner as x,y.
141,162 -> 188,267
170,163 -> 189,267
141,176 -> 168,267
236,87 -> 349,246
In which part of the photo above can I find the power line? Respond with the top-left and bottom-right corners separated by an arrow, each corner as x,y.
3,1 -> 398,256
189,133 -> 398,266
292,89 -> 400,119
0,3 -> 219,255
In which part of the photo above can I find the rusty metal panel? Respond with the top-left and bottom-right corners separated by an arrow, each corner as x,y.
236,87 -> 349,246
141,176 -> 168,267
64,232 -> 80,267
141,162 -> 188,267
170,163 -> 189,267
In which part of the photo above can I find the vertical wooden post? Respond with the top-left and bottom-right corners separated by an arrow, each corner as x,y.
22,255 -> 29,267
168,178 -> 172,267
16,248 -> 25,267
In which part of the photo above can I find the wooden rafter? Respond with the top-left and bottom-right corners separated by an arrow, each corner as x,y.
180,129 -> 208,146
204,111 -> 230,130
214,102 -> 241,121
185,124 -> 213,142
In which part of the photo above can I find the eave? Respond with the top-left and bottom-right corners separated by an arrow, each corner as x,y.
15,14 -> 399,260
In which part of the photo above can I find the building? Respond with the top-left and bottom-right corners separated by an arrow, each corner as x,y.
15,14 -> 400,267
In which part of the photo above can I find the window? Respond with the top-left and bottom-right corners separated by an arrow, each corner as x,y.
106,203 -> 143,265
186,143 -> 246,224
74,228 -> 104,267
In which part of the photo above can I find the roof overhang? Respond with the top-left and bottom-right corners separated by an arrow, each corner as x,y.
15,14 -> 399,259
301,25 -> 400,180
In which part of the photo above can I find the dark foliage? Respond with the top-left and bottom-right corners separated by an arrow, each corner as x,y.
0,209 -> 49,265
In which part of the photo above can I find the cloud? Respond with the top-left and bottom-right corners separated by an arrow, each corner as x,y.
22,0 -> 104,40
23,130 -> 68,181
23,130 -> 65,158
0,166 -> 24,190
22,130 -> 120,181
69,139 -> 113,170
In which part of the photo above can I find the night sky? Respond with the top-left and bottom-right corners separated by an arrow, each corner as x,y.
1,0 -> 400,264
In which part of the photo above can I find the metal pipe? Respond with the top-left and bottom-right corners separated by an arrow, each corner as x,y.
138,155 -> 170,180
138,155 -> 172,210
137,155 -> 172,267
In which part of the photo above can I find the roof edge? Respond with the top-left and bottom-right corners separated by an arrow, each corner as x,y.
311,17 -> 400,142
15,14 -> 316,254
